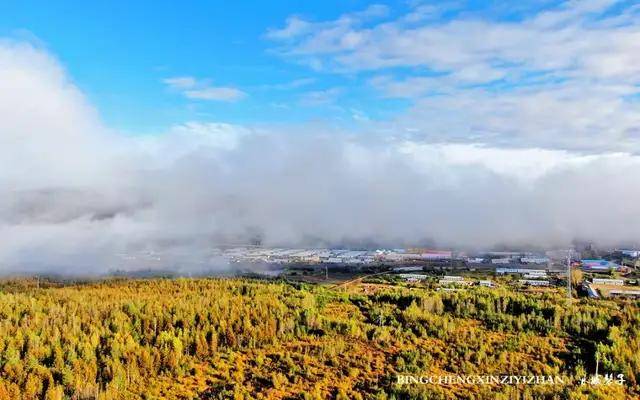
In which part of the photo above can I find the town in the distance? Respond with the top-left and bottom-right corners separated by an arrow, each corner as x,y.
113,243 -> 640,301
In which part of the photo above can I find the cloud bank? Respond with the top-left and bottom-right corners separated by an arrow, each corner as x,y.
1,36 -> 640,274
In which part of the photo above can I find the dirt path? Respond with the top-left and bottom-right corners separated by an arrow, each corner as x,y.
332,271 -> 389,289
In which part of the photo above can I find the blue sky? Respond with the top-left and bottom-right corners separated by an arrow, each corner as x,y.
1,0 -> 639,150
0,1 -> 401,132
0,1 -> 570,133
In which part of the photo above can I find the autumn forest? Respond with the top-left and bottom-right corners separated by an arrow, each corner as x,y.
0,278 -> 638,399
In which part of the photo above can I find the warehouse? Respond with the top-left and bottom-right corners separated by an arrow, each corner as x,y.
496,268 -> 546,275
520,256 -> 549,264
399,274 -> 428,282
518,279 -> 550,286
581,259 -> 619,272
608,290 -> 640,299
592,278 -> 624,286
619,250 -> 640,258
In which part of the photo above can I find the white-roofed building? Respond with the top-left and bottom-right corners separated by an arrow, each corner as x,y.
399,274 -> 428,282
519,280 -> 550,286
592,278 -> 624,286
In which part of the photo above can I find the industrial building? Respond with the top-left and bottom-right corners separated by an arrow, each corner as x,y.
523,273 -> 548,279
496,268 -> 546,275
520,256 -> 550,265
518,279 -> 550,286
392,266 -> 424,272
439,275 -> 470,286
608,290 -> 640,299
592,278 -> 625,286
581,259 -> 620,272
619,250 -> 640,258
398,274 -> 428,282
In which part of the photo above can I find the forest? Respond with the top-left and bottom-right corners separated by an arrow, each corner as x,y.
0,277 -> 638,399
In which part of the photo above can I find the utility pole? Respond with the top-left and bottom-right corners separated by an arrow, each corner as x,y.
567,250 -> 572,300
325,265 -> 329,280
450,250 -> 454,271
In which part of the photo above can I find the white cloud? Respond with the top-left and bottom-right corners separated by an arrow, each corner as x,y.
266,16 -> 312,40
263,77 -> 316,90
183,87 -> 246,101
402,3 -> 453,23
163,76 -> 197,89
3,38 -> 640,274
269,1 -> 640,152
369,75 -> 447,98
0,39 -> 116,189
351,4 -> 390,20
266,4 -> 389,41
350,108 -> 370,122
389,82 -> 640,152
269,0 -> 639,80
163,76 -> 246,101
299,87 -> 342,106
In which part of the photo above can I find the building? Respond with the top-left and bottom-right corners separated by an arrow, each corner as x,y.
592,278 -> 624,286
439,276 -> 470,286
581,259 -> 619,271
523,273 -> 548,279
392,266 -> 424,272
478,280 -> 494,287
581,259 -> 609,266
399,274 -> 428,282
491,258 -> 512,264
608,290 -> 640,299
519,279 -> 550,286
520,256 -> 550,264
496,268 -> 546,275
619,250 -> 640,258
384,252 -> 422,262
406,249 -> 453,260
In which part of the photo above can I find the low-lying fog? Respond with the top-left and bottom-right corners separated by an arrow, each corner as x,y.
2,40 -> 639,275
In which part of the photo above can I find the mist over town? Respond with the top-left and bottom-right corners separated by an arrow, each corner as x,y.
2,1 -> 640,273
